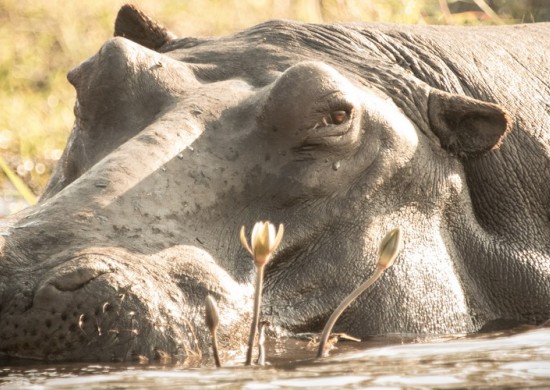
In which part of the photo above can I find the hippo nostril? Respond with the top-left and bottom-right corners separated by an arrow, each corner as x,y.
31,265 -> 110,310
50,267 -> 108,291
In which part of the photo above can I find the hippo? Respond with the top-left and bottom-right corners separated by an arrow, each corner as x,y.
1,4 -> 550,362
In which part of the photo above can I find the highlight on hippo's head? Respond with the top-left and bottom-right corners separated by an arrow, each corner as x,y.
2,4 -> 550,363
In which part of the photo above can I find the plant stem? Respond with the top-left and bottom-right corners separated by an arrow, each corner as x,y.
256,320 -> 268,366
245,264 -> 265,365
211,330 -> 221,367
205,295 -> 221,367
317,266 -> 384,358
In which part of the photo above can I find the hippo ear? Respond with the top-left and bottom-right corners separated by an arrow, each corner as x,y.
428,89 -> 511,156
114,4 -> 176,51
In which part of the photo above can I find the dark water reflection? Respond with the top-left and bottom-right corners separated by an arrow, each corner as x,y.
2,327 -> 550,389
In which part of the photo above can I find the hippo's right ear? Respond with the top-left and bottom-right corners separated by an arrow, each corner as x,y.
428,89 -> 511,156
114,4 -> 176,51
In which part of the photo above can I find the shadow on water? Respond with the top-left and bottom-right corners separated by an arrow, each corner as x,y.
2,326 -> 550,389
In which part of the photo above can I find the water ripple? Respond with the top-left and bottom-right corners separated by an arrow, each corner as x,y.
2,328 -> 550,389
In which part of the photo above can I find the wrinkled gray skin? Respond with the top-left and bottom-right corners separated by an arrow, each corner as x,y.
1,5 -> 550,362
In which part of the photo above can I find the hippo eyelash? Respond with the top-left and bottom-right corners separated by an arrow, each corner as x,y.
312,109 -> 353,130
313,99 -> 354,129
298,101 -> 355,152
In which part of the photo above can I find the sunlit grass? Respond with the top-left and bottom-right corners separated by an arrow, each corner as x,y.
0,155 -> 36,205
0,0 -> 542,208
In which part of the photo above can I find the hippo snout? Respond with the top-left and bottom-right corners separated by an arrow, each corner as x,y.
0,255 -> 142,361
0,247 -> 252,362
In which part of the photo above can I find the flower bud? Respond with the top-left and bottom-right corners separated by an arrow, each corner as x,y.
377,227 -> 403,270
240,221 -> 284,266
205,295 -> 220,333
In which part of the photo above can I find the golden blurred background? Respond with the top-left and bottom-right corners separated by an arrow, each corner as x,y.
1,0 -> 548,214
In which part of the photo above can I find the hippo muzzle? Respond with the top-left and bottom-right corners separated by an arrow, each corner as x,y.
0,244 -> 251,361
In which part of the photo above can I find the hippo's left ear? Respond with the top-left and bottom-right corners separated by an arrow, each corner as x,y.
114,4 -> 176,51
428,89 -> 511,156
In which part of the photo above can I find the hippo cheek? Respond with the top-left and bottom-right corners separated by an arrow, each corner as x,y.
0,250 -> 251,362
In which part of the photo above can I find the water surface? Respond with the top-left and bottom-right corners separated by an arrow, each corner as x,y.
2,327 -> 550,388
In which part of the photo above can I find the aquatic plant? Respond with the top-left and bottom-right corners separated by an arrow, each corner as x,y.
205,295 -> 221,367
240,221 -> 284,365
317,228 -> 403,358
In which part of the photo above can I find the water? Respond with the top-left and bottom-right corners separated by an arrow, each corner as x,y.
2,327 -> 550,389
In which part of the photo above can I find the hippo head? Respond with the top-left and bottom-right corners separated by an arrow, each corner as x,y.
1,5 -> 535,363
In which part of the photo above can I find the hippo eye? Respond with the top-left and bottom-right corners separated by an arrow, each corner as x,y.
317,107 -> 352,128
330,110 -> 348,125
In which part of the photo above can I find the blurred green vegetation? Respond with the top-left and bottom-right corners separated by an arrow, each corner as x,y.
0,0 -> 549,211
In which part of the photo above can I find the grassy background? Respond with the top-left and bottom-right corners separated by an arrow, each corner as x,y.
0,0 -> 548,213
